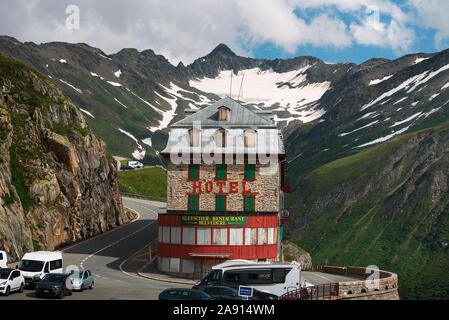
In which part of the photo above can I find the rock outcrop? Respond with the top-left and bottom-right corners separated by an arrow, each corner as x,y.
0,52 -> 130,262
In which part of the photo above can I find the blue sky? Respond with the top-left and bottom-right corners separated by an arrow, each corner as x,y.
1,0 -> 448,65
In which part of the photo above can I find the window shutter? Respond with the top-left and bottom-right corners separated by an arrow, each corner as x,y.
216,195 -> 226,212
216,164 -> 227,180
245,164 -> 255,180
189,164 -> 199,179
244,195 -> 255,212
188,194 -> 199,211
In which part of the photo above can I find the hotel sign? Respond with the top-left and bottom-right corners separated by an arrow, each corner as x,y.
180,215 -> 247,226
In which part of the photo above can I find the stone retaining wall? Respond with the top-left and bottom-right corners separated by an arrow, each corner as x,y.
323,266 -> 400,300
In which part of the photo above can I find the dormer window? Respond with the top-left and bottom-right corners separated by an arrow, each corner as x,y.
245,130 -> 256,148
189,129 -> 200,147
217,129 -> 227,147
218,107 -> 229,121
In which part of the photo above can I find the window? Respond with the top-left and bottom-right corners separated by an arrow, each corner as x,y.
162,226 -> 170,243
245,131 -> 256,147
244,163 -> 255,180
189,129 -> 200,147
224,271 -> 243,284
182,227 -> 195,245
216,163 -> 227,180
213,228 -> 227,245
258,228 -> 267,245
215,195 -> 226,212
206,270 -> 222,284
229,228 -> 243,245
272,268 -> 292,283
247,270 -> 272,284
188,164 -> 199,179
50,259 -> 62,270
245,228 -> 257,245
171,227 -> 181,244
244,195 -> 255,212
219,107 -> 228,121
268,227 -> 277,244
197,228 -> 211,245
217,129 -> 226,147
188,194 -> 199,211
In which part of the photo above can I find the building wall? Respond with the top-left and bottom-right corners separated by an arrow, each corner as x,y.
166,162 -> 280,212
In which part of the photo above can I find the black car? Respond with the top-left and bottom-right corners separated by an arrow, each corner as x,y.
120,165 -> 134,170
35,274 -> 72,299
195,286 -> 243,300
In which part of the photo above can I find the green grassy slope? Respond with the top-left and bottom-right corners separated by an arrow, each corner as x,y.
118,167 -> 167,198
287,121 -> 449,299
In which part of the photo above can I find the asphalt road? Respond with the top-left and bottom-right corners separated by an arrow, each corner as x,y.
1,196 -> 361,300
1,197 -> 185,300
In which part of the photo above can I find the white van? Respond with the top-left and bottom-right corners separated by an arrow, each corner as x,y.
18,251 -> 63,287
128,161 -> 143,169
0,251 -> 7,269
194,260 -> 302,297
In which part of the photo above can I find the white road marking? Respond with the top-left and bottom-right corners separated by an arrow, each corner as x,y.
79,203 -> 157,269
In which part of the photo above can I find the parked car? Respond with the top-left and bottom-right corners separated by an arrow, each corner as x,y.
0,269 -> 25,296
252,288 -> 279,300
194,285 -> 244,300
68,268 -> 94,291
127,161 -> 143,169
0,251 -> 7,269
35,273 -> 72,299
18,251 -> 63,288
158,288 -> 214,300
120,165 -> 134,170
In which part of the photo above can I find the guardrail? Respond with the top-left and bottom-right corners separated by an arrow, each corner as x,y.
302,265 -> 325,272
120,192 -> 167,203
279,283 -> 339,300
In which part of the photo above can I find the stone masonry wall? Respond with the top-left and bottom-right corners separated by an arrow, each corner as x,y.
167,162 -> 280,212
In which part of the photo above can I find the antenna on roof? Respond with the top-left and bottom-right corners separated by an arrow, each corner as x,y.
238,72 -> 245,102
229,70 -> 233,98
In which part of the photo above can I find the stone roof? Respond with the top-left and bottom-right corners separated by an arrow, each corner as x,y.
171,96 -> 276,128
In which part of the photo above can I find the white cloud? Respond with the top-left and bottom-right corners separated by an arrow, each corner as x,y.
0,0 -> 446,64
407,0 -> 449,50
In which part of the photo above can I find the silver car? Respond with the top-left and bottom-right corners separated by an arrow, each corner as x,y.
68,269 -> 94,291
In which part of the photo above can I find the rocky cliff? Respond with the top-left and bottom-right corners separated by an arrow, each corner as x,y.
0,52 -> 130,262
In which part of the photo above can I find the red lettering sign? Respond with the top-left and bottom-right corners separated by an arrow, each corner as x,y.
217,181 -> 226,193
193,180 -> 202,193
206,181 -> 213,193
230,181 -> 239,193
243,181 -> 252,193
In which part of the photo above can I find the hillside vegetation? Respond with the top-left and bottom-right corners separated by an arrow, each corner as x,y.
288,122 -> 449,299
118,167 -> 167,199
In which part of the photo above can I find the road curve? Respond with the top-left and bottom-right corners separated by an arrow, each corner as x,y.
2,197 -> 185,300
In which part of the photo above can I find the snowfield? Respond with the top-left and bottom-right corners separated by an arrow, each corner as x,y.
189,67 -> 331,123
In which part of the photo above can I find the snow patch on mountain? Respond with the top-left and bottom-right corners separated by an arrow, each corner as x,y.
114,98 -> 128,109
415,57 -> 430,64
59,79 -> 82,94
114,70 -> 122,78
148,83 -> 179,132
107,81 -> 122,87
369,75 -> 393,86
391,112 -> 423,128
80,108 -> 95,118
189,67 -> 330,123
355,125 -> 411,149
339,120 -> 379,137
118,128 -> 146,160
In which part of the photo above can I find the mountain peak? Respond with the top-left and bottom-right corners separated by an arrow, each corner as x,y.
207,43 -> 236,57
